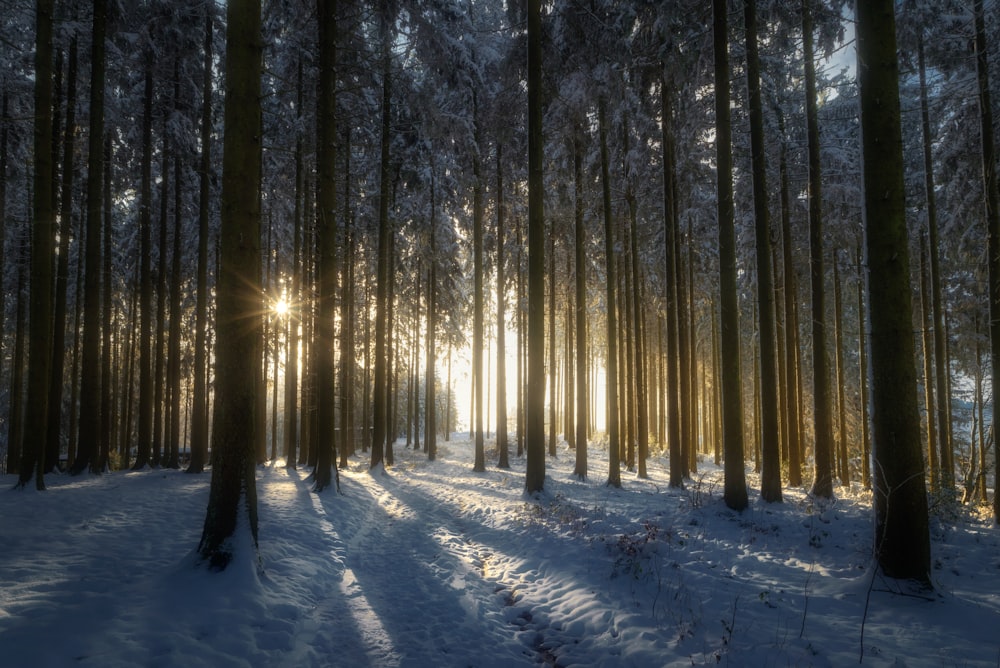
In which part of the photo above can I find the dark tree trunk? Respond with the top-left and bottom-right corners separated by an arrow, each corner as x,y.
314,0 -> 340,491
198,0 -> 263,571
661,73 -> 683,489
713,0 -> 747,510
188,12 -> 213,475
524,0 -> 546,493
73,0 -> 107,476
134,60 -> 155,471
745,0 -> 781,502
858,0 -> 931,583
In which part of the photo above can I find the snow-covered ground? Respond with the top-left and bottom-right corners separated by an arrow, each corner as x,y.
2,436 -> 998,667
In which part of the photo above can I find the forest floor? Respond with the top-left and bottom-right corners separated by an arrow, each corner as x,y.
2,435 -> 999,667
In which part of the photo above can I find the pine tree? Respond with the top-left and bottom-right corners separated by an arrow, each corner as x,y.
198,0 -> 263,570
857,0 -> 931,583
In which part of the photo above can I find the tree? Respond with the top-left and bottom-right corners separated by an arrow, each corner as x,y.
496,145 -> 510,469
187,9 -> 213,475
313,0 -> 340,492
803,0 -> 835,500
744,0 -> 781,503
198,0 -> 263,570
572,133 -> 587,481
18,0 -> 57,490
661,72 -> 682,489
713,0 -> 747,511
972,0 -> 1000,525
599,99 -> 621,490
857,0 -> 931,583
133,59 -> 155,471
524,0 -> 545,494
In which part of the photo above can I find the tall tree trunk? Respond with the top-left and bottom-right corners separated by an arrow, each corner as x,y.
314,0 -> 340,491
74,0 -> 107,476
599,101 -> 621,489
371,2 -> 391,471
804,0 -> 834,499
188,12 -> 213,475
99,134 -> 113,472
572,134 -> 587,480
46,36 -> 77,474
8,258 -> 28,476
713,0 -> 747,510
778,108 -> 802,487
153,119 -> 169,468
497,146 -> 510,469
858,0 -> 931,582
919,235 -> 938,490
548,234 -> 557,458
524,0 -> 546,493
833,254 -> 849,485
472,95 -> 486,472
166,74 -> 184,470
917,33 -> 953,493
857,244 -> 871,488
627,170 -> 647,479
134,60 -> 155,471
745,0 -> 781,502
972,0 -> 1000,523
426,168 -> 437,461
339,128 -> 354,469
198,0 -> 263,570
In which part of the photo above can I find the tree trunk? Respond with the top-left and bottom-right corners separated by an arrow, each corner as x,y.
713,0 -> 747,510
73,0 -> 107,476
524,0 -> 546,493
745,0 -> 781,502
778,109 -> 802,487
473,94 -> 486,473
918,33 -> 953,493
426,169 -> 438,461
134,60 -> 155,471
972,0 -> 1000,523
45,38 -> 76,474
166,74 -> 184,470
572,134 -> 587,480
314,0 -> 340,491
188,12 -> 213,475
833,254 -> 849,486
804,0 -> 834,499
919,234 -> 938,490
496,146 -> 510,469
198,0 -> 263,570
857,0 -> 931,583
599,101 -> 621,489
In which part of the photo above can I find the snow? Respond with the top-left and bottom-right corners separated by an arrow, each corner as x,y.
2,438 -> 999,667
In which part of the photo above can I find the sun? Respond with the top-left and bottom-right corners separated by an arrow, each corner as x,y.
272,297 -> 290,317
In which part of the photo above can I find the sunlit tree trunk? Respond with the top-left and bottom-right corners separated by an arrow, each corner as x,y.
473,94 -> 486,472
426,168 -> 438,461
713,0 -> 747,510
857,244 -> 870,488
339,128 -> 355,469
524,0 -> 546,493
803,0 -> 834,499
598,101 -> 621,489
548,234 -> 557,458
858,0 -> 931,582
496,146 -> 510,469
198,0 -> 262,570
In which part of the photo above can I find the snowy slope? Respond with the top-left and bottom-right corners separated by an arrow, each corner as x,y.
2,437 -> 998,667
